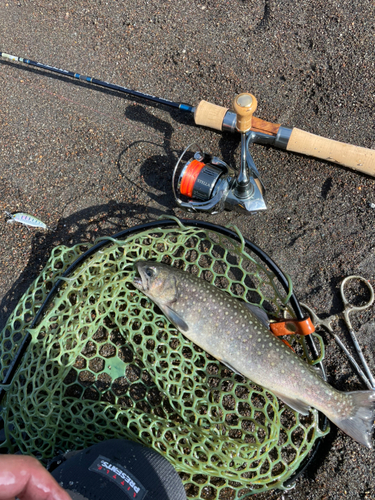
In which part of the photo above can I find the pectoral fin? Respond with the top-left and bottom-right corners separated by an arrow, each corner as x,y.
159,304 -> 189,333
245,303 -> 270,328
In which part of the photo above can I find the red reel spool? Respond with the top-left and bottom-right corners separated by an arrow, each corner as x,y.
179,159 -> 206,198
178,158 -> 224,201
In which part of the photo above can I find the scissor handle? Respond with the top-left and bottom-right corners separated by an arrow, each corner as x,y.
340,275 -> 375,312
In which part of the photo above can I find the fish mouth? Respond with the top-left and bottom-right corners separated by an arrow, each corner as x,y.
132,276 -> 144,290
132,261 -> 148,291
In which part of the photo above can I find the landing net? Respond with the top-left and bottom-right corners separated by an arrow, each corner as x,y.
0,219 -> 327,497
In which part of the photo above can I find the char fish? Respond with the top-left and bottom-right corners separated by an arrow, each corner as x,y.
133,261 -> 375,448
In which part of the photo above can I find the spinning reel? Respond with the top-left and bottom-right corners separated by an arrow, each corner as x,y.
173,93 -> 290,215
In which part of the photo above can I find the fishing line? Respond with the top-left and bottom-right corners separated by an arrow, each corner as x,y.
1,66 -> 186,226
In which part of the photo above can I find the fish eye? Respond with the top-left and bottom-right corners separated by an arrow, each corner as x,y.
145,267 -> 156,278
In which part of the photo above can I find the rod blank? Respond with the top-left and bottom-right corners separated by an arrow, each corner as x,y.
0,51 -> 194,112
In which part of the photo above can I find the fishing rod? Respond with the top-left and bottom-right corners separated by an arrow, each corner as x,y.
1,51 -> 374,216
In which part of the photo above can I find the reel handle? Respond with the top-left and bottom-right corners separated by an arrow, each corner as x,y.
232,93 -> 258,133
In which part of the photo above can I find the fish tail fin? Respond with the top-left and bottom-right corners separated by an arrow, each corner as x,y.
330,390 -> 375,448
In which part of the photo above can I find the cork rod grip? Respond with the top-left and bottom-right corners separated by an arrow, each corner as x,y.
287,128 -> 375,177
194,100 -> 228,131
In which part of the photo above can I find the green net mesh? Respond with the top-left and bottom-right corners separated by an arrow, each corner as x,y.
0,219 -> 327,498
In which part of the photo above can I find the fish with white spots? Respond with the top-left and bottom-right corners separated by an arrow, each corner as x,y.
133,261 -> 375,448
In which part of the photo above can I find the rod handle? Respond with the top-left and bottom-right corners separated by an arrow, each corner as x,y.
194,100 -> 228,131
286,128 -> 375,177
